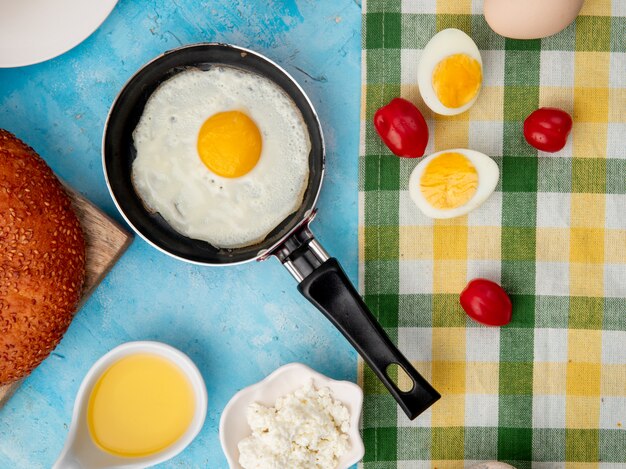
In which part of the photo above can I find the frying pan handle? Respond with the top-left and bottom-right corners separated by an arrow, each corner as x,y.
274,226 -> 440,420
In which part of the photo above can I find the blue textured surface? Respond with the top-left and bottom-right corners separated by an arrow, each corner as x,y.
0,1 -> 361,467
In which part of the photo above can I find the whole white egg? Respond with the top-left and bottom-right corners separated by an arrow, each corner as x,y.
408,148 -> 499,219
469,463 -> 517,469
418,29 -> 483,116
484,0 -> 584,40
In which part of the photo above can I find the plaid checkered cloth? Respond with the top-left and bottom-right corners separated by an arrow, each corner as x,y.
357,0 -> 626,466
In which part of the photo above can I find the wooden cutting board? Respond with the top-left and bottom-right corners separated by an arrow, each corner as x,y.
0,186 -> 133,408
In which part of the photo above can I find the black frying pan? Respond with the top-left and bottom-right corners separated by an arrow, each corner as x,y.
103,43 -> 440,420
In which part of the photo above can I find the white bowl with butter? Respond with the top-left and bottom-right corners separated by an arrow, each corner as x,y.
52,341 -> 207,469
219,362 -> 364,469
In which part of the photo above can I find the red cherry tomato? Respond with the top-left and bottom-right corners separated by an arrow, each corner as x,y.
523,107 -> 573,153
460,278 -> 512,326
373,98 -> 429,158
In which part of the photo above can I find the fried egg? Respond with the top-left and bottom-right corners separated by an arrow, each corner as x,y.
418,29 -> 483,116
131,67 -> 311,249
408,149 -> 499,219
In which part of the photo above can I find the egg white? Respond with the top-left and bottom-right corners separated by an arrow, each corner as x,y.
417,28 -> 483,116
408,149 -> 499,219
132,67 -> 311,248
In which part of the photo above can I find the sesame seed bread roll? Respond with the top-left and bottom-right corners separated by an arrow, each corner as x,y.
0,129 -> 86,385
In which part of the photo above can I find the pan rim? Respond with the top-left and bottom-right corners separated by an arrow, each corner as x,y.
102,42 -> 325,266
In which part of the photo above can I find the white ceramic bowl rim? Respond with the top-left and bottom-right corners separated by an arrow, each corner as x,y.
0,0 -> 118,68
219,362 -> 364,469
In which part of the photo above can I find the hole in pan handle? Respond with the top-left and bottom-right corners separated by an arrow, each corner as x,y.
273,224 -> 441,420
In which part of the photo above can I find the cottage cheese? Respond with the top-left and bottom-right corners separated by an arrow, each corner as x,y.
238,380 -> 351,469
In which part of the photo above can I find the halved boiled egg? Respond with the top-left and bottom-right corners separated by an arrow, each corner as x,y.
408,149 -> 499,219
418,29 -> 483,116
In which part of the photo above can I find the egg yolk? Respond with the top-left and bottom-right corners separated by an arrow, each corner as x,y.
432,54 -> 482,109
420,152 -> 478,210
197,110 -> 262,178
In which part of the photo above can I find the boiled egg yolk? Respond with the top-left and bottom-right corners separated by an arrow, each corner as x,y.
432,54 -> 482,109
197,110 -> 262,178
420,152 -> 478,209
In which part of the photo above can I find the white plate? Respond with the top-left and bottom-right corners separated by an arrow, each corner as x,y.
0,0 -> 118,68
219,363 -> 365,469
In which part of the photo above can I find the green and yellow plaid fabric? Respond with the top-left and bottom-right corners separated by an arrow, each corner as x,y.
358,0 -> 626,466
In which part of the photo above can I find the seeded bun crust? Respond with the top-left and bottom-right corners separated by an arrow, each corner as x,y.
0,130 -> 86,385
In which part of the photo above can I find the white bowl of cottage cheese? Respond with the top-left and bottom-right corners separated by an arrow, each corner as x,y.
219,362 -> 364,469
